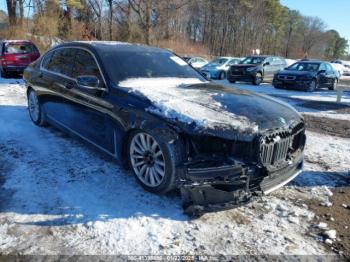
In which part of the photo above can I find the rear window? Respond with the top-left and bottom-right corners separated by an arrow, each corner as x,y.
4,43 -> 36,54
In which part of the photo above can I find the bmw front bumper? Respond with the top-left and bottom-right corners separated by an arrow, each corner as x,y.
179,156 -> 304,216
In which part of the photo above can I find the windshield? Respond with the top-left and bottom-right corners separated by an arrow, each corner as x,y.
100,50 -> 206,84
5,43 -> 36,54
240,57 -> 265,65
287,62 -> 320,72
209,58 -> 228,65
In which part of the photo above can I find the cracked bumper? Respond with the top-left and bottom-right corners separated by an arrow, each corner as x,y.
179,157 -> 303,216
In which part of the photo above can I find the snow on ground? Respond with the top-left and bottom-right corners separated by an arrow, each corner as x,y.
219,80 -> 350,121
0,78 -> 349,255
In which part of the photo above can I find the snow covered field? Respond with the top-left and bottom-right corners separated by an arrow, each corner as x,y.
0,77 -> 349,256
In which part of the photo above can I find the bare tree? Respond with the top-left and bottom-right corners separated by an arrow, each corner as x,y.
6,0 -> 17,26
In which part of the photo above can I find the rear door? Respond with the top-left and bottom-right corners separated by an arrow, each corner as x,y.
263,57 -> 275,80
40,48 -> 76,125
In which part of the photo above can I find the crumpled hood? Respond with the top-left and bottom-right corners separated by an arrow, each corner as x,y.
120,78 -> 303,139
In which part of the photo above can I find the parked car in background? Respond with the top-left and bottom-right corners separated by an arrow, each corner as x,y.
228,56 -> 287,85
331,60 -> 350,76
330,62 -> 344,78
24,41 -> 306,214
182,56 -> 208,70
273,61 -> 339,91
0,40 -> 40,78
200,57 -> 241,80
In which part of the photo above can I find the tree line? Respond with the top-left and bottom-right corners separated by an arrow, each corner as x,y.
2,0 -> 349,59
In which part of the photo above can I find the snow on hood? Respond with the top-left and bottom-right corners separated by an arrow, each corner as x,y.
119,77 -> 258,133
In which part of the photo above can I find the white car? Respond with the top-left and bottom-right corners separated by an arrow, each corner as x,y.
182,56 -> 208,70
200,57 -> 242,79
331,60 -> 350,76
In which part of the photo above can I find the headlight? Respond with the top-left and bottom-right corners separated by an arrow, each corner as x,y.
246,67 -> 257,72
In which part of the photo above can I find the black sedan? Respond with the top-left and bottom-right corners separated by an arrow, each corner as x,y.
273,61 -> 339,91
24,42 -> 306,215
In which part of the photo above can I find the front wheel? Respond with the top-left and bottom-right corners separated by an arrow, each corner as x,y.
127,130 -> 181,194
253,72 -> 263,85
27,89 -> 47,126
306,79 -> 317,92
329,78 -> 338,90
219,71 -> 226,80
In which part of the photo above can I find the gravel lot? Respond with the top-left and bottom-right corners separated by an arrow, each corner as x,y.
0,77 -> 349,257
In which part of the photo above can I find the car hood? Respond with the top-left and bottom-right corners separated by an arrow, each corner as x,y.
202,63 -> 223,69
277,70 -> 316,76
231,64 -> 260,69
120,77 -> 303,140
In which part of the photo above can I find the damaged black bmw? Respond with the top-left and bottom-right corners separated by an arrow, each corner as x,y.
23,42 -> 306,215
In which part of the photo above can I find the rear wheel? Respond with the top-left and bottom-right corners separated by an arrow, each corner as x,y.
127,130 -> 181,194
27,89 -> 47,126
253,72 -> 263,85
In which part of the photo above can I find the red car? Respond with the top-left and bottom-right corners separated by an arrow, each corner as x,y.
0,40 -> 40,78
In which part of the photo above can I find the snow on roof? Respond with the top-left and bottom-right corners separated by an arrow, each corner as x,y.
119,77 -> 258,133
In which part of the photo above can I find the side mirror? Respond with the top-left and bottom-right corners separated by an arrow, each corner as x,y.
318,70 -> 326,75
264,62 -> 270,66
76,75 -> 101,90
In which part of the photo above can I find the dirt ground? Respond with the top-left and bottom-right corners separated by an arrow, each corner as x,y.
306,187 -> 350,258
303,114 -> 350,138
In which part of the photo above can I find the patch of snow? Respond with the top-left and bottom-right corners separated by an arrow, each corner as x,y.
120,77 -> 259,133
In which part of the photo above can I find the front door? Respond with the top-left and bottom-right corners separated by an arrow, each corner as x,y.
64,48 -> 111,151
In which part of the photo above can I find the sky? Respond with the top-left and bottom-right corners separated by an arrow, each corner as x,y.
281,0 -> 350,46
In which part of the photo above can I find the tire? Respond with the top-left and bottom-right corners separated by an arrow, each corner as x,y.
253,72 -> 263,85
127,130 -> 182,194
27,89 -> 47,126
306,79 -> 317,92
328,78 -> 338,90
219,71 -> 226,80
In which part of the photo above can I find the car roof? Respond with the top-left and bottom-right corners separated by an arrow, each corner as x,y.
56,41 -> 168,54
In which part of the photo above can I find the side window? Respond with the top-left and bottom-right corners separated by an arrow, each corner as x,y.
46,48 -> 76,77
41,51 -> 54,69
265,57 -> 273,64
325,63 -> 333,72
273,57 -> 284,65
319,63 -> 327,71
72,49 -> 102,84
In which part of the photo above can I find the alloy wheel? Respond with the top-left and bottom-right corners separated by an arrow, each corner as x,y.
129,132 -> 166,187
28,91 -> 40,122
